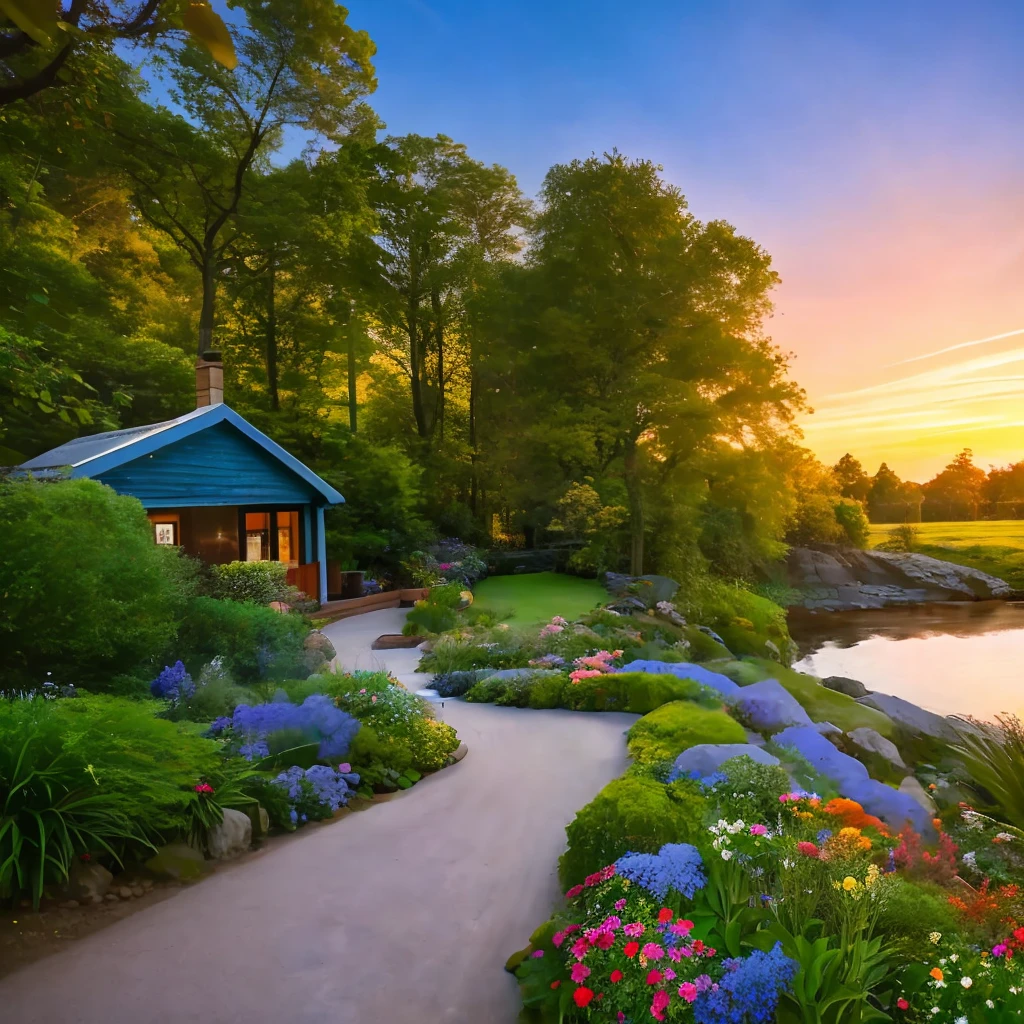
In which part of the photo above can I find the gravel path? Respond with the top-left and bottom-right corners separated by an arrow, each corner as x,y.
0,610 -> 634,1023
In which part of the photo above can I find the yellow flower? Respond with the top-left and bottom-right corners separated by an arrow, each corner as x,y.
865,864 -> 880,888
929,932 -> 942,945
842,876 -> 858,892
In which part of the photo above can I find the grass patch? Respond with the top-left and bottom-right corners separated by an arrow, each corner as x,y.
471,571 -> 607,627
714,657 -> 896,737
868,521 -> 1024,589
627,702 -> 747,763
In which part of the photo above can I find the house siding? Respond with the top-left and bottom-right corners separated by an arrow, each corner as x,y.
96,422 -> 320,508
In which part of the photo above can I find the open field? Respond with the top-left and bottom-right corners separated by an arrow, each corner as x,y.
868,520 -> 1024,590
471,571 -> 607,626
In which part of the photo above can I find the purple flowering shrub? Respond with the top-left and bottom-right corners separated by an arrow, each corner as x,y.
271,764 -> 361,827
211,695 -> 359,761
615,843 -> 707,900
151,661 -> 195,703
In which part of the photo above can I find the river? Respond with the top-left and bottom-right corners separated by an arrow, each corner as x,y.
788,600 -> 1024,721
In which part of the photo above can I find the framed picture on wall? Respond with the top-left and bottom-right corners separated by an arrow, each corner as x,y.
153,521 -> 178,545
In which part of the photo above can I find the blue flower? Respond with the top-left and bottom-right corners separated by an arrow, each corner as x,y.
150,661 -> 195,703
816,828 -> 833,845
615,843 -> 706,900
693,943 -> 796,1024
227,695 -> 359,761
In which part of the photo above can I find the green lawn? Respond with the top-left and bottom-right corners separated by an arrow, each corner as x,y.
867,520 -> 1024,590
471,571 -> 607,627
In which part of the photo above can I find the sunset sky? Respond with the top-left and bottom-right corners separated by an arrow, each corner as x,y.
357,0 -> 1024,481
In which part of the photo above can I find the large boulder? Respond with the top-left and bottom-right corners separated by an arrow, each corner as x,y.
856,692 -> 959,742
847,726 -> 907,770
207,808 -> 252,860
823,676 -> 869,699
145,842 -> 211,882
672,743 -> 780,780
616,660 -> 741,698
774,726 -> 933,835
304,629 -> 337,660
63,859 -> 113,904
734,679 -> 814,733
604,573 -> 680,606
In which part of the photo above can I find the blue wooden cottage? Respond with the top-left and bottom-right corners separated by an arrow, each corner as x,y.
20,364 -> 343,602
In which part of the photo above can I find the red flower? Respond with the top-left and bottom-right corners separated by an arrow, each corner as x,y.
692,940 -> 705,953
646,969 -> 663,985
573,986 -> 594,1008
658,908 -> 673,923
566,884 -> 584,899
610,969 -> 624,983
624,941 -> 640,958
596,931 -> 615,950
550,981 -> 561,990
896,998 -> 909,1010
796,841 -> 819,858
79,853 -> 91,862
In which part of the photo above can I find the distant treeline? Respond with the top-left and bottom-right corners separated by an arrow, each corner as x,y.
833,450 -> 1024,523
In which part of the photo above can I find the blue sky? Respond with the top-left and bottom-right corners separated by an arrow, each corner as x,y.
352,1 -> 1024,476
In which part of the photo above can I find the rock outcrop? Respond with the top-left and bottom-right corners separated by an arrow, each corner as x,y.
787,545 -> 1013,610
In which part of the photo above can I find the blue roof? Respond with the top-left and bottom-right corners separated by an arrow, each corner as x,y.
20,405 -> 344,506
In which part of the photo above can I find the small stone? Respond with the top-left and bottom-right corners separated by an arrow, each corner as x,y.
104,893 -> 119,902
823,676 -> 869,699
141,879 -> 153,889
58,900 -> 79,910
118,886 -> 133,899
131,886 -> 145,898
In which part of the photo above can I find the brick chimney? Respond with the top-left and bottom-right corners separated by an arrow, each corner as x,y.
196,352 -> 223,407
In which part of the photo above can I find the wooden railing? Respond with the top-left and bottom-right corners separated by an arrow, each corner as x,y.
286,561 -> 320,600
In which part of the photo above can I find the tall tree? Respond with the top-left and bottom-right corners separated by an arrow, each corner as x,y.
922,448 -> 987,521
114,0 -> 375,356
484,152 -> 803,573
833,453 -> 871,502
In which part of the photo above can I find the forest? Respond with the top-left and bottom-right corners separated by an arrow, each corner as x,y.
1,0 -> 965,595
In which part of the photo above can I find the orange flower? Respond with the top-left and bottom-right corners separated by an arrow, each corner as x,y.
930,967 -> 943,981
823,797 -> 889,836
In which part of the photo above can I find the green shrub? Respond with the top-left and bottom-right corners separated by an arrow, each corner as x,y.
704,755 -> 794,822
562,672 -> 719,714
626,702 -> 746,764
527,674 -> 568,709
0,478 -> 182,688
559,775 -> 707,888
402,583 -> 464,636
0,694 -> 223,906
176,596 -> 309,683
680,625 -> 733,661
418,630 -> 531,674
209,560 -> 290,604
874,879 -> 959,951
464,675 -> 513,704
834,498 -> 869,547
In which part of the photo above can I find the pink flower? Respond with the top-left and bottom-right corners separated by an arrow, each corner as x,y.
551,931 -> 565,948
585,872 -> 602,887
678,982 -> 697,1003
359,688 -> 367,694
570,669 -> 604,683
531,950 -> 544,958
641,943 -> 664,960
993,943 -> 1009,957
602,916 -> 622,931
779,793 -> 791,803
566,884 -> 584,899
646,969 -> 663,986
585,928 -> 602,945
601,864 -> 617,881
563,924 -> 581,936
570,963 -> 591,983
614,899 -> 627,911
617,1014 -> 625,1024
667,947 -> 682,962
571,937 -> 589,960
669,919 -> 693,936
749,824 -> 768,836
338,763 -> 351,773
664,967 -> 676,981
371,695 -> 377,703
624,922 -> 645,938
650,989 -> 670,1019
596,931 -> 615,951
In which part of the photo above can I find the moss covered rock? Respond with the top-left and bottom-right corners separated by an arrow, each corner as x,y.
627,702 -> 747,764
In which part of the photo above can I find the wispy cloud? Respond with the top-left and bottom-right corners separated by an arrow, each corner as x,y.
886,326 -> 1024,368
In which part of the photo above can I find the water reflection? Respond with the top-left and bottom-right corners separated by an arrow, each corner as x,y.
788,601 -> 1024,720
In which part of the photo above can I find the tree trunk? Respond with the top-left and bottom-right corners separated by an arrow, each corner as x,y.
198,256 -> 217,357
408,299 -> 429,438
624,437 -> 644,575
432,287 -> 444,441
266,263 -> 279,411
347,317 -> 358,433
469,363 -> 478,515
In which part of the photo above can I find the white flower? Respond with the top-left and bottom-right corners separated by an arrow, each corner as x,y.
955,1017 -> 967,1024
721,850 -> 733,861
986,1001 -> 995,1009
929,932 -> 942,944
995,832 -> 1016,843
949,953 -> 958,963
960,977 -> 972,989
962,851 -> 978,870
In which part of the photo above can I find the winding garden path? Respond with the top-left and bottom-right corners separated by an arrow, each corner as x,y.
0,609 -> 635,1024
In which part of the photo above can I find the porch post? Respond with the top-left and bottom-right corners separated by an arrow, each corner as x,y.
303,505 -> 313,563
316,504 -> 327,603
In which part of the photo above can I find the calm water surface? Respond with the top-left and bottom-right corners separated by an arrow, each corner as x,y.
789,601 -> 1024,721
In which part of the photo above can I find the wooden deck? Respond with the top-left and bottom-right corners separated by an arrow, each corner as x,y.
315,588 -> 429,623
